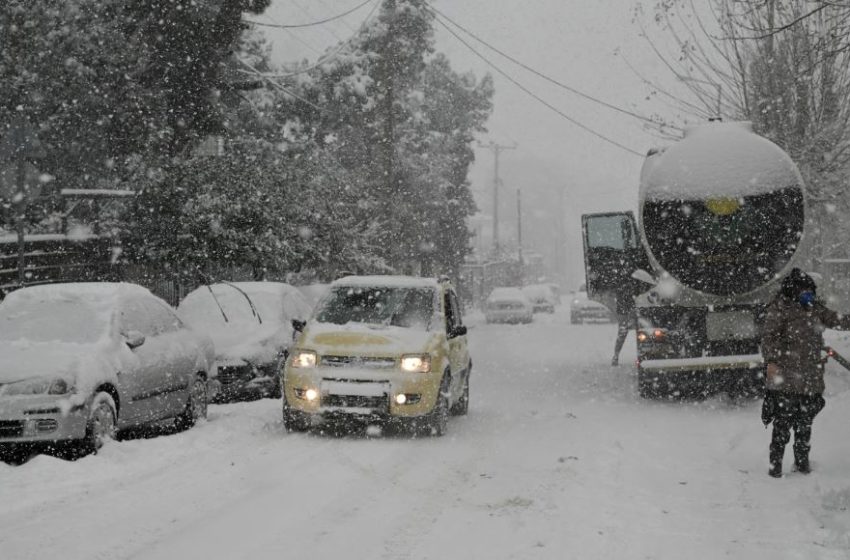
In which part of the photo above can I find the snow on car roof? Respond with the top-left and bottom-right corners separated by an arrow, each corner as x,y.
2,282 -> 150,305
331,275 -> 441,289
196,281 -> 304,296
487,287 -> 527,301
0,283 -> 147,390
641,121 -> 804,201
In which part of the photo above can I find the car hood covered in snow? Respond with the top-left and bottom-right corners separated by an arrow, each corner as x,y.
0,339 -> 129,406
300,321 -> 440,357
203,322 -> 291,366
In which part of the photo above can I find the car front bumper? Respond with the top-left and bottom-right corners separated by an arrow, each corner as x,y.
216,361 -> 277,397
0,395 -> 87,444
284,367 -> 440,419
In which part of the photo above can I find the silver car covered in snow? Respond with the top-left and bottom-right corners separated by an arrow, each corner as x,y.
0,283 -> 216,458
178,282 -> 313,400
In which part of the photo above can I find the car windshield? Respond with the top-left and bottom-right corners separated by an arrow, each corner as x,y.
0,297 -> 109,343
315,286 -> 435,329
178,285 -> 276,328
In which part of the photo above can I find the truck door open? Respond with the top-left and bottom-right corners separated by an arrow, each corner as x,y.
581,211 -> 648,308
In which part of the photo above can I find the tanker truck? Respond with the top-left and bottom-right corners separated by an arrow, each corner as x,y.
581,121 -> 808,397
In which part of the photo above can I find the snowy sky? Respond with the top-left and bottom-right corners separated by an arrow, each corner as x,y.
259,0 -> 706,287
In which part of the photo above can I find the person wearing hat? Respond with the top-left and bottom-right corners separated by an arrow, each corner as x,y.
761,267 -> 850,477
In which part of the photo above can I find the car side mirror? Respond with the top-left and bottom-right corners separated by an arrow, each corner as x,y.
450,325 -> 468,338
124,330 -> 146,349
292,318 -> 306,333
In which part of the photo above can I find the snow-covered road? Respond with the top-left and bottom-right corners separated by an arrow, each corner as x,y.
3,308 -> 850,560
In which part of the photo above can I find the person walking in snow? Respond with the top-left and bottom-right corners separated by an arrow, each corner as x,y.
761,268 -> 850,478
611,275 -> 641,367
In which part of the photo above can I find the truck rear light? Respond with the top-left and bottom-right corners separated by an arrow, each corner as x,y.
638,329 -> 667,342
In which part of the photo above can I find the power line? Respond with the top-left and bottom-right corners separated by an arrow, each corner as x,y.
424,1 -> 677,133
258,10 -> 324,55
244,0 -> 375,29
317,0 -> 358,32
237,57 -> 322,111
430,11 -> 645,158
239,0 -> 382,80
289,0 -> 345,42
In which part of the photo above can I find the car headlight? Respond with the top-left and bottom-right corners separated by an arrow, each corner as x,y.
400,354 -> 431,373
3,377 -> 73,396
291,350 -> 318,368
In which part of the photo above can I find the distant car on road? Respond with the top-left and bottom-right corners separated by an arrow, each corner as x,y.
521,284 -> 557,314
570,284 -> 615,324
0,283 -> 216,461
485,287 -> 534,324
178,282 -> 313,401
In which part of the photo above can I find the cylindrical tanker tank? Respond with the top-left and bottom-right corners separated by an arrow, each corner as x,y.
638,122 -> 806,297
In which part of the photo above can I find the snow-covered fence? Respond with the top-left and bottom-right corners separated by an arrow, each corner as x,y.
0,234 -> 120,298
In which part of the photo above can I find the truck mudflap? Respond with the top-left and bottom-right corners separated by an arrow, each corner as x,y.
639,354 -> 763,372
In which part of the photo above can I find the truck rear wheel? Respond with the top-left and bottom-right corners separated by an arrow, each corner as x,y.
637,369 -> 656,398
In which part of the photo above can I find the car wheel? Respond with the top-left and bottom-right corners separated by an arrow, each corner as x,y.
83,392 -> 117,454
570,314 -> 580,324
450,368 -> 470,416
177,375 -> 208,431
282,402 -> 310,433
638,369 -> 665,399
0,443 -> 30,465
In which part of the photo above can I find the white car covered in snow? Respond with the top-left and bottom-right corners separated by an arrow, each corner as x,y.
177,282 -> 313,400
521,284 -> 557,313
484,287 -> 534,324
0,283 -> 216,459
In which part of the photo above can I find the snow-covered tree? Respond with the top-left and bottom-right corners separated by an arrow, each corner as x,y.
0,0 -> 270,219
277,0 -> 492,276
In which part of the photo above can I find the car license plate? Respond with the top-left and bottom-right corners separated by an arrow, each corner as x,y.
706,311 -> 756,340
321,380 -> 389,397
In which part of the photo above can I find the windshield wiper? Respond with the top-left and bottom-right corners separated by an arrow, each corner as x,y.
198,275 -> 262,325
220,281 -> 263,325
205,284 -> 229,323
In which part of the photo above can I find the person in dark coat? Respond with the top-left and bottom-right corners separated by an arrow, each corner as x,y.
611,276 -> 642,367
761,268 -> 850,477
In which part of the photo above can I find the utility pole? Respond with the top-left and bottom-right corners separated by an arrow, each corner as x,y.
478,141 -> 516,256
516,188 -> 523,265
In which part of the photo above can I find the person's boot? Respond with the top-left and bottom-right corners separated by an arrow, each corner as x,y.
794,443 -> 811,474
611,356 -> 619,367
769,446 -> 784,478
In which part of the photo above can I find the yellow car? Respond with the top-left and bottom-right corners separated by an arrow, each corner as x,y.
281,276 -> 471,436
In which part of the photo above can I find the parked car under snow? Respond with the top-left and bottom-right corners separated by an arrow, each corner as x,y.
178,282 -> 313,401
0,283 -> 217,460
